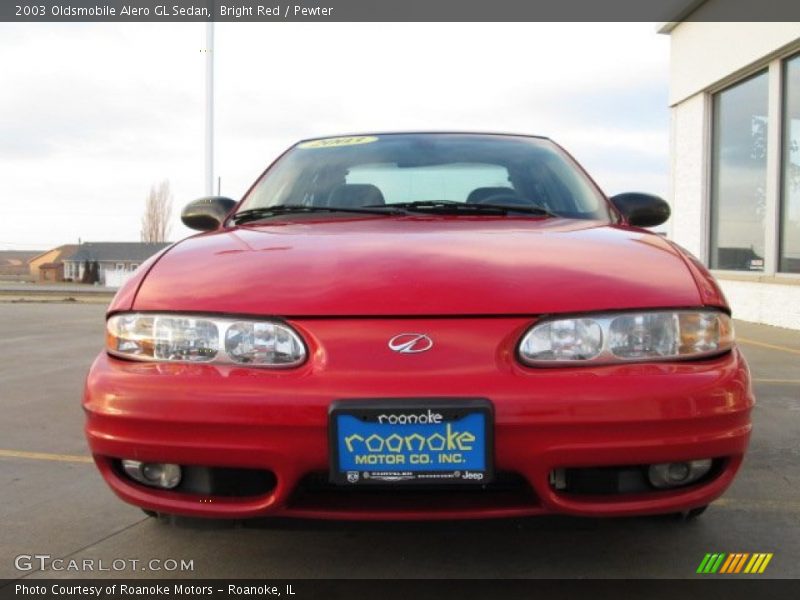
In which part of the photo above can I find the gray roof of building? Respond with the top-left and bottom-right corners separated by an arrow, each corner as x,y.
67,242 -> 170,263
0,250 -> 44,263
28,244 -> 79,264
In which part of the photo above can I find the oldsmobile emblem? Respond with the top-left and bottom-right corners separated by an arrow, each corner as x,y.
388,333 -> 434,354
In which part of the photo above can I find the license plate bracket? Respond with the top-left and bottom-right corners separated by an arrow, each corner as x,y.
329,398 -> 493,485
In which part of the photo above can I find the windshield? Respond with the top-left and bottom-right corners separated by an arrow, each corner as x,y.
237,133 -> 613,221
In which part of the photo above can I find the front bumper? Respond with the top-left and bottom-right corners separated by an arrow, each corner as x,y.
84,317 -> 753,520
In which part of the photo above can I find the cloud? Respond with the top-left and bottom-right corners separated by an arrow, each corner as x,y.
0,23 -> 202,160
0,22 -> 670,248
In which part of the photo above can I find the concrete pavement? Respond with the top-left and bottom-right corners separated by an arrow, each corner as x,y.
1,303 -> 798,579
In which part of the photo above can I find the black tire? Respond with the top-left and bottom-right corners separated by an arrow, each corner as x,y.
141,509 -> 235,528
681,505 -> 708,520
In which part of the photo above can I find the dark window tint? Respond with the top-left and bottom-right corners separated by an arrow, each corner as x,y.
781,54 -> 800,273
239,134 -> 612,221
710,72 -> 769,271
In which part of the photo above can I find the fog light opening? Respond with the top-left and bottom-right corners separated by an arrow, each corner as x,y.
667,462 -> 690,483
549,468 -> 567,490
648,459 -> 712,489
122,460 -> 182,489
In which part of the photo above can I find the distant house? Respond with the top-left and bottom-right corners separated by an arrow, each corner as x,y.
0,250 -> 43,281
63,242 -> 170,287
27,245 -> 79,282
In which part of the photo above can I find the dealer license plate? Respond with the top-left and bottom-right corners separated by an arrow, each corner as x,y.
329,399 -> 493,485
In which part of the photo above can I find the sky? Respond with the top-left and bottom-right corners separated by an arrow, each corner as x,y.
0,22 -> 670,250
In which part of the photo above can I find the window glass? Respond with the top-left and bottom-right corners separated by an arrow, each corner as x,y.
346,163 -> 510,204
239,134 -> 612,221
781,54 -> 800,273
710,71 -> 769,271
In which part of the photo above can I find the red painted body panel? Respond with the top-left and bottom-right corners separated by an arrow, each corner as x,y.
84,313 -> 753,519
666,240 -> 729,308
87,173 -> 751,520
129,218 -> 708,316
108,245 -> 175,313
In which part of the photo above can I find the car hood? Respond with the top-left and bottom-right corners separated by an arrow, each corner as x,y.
131,216 -> 703,316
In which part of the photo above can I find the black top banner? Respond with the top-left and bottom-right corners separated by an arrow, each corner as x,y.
3,0 -> 800,22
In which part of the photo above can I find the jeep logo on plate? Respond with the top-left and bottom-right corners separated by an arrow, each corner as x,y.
388,333 -> 434,354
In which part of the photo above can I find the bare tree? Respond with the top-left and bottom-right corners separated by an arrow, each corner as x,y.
140,180 -> 173,243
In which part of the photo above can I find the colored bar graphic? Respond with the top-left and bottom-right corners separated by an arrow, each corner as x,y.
744,555 -> 760,573
758,554 -> 773,573
698,552 -> 773,574
703,554 -> 722,574
719,554 -> 736,573
697,554 -> 713,574
714,554 -> 727,573
751,555 -> 765,573
734,553 -> 749,573
726,553 -> 740,573
721,554 -> 738,573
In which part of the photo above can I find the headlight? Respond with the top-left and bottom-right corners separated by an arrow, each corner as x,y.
107,313 -> 306,367
518,310 -> 733,366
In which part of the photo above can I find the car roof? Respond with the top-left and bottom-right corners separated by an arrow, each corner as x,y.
295,131 -> 552,144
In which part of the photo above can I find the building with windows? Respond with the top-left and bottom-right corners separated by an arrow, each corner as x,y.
62,242 -> 170,288
661,17 -> 800,329
0,250 -> 43,281
27,244 -> 79,282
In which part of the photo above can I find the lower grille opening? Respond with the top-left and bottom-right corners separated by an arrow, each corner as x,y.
179,466 -> 277,497
550,460 -> 723,495
289,470 -> 538,512
114,461 -> 277,498
555,466 -> 652,494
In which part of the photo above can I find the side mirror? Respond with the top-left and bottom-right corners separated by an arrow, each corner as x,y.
181,196 -> 237,231
610,193 -> 670,228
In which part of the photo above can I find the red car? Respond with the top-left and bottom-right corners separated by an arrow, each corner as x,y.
84,133 -> 753,521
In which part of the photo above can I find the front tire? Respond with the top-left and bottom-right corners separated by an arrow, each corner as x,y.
141,511 -> 239,529
681,505 -> 708,520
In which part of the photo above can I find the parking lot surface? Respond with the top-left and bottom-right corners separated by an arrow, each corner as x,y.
1,303 -> 798,579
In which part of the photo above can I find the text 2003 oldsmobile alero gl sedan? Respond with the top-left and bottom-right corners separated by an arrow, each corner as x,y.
84,133 -> 753,521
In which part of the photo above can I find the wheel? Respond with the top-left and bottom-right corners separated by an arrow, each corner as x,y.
141,509 -> 158,518
681,505 -> 708,520
166,515 -> 240,529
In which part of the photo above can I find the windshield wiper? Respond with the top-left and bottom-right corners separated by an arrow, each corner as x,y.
364,200 -> 556,217
232,204 -> 406,224
233,201 -> 556,224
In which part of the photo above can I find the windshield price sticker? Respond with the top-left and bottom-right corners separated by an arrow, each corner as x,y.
298,136 -> 379,149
